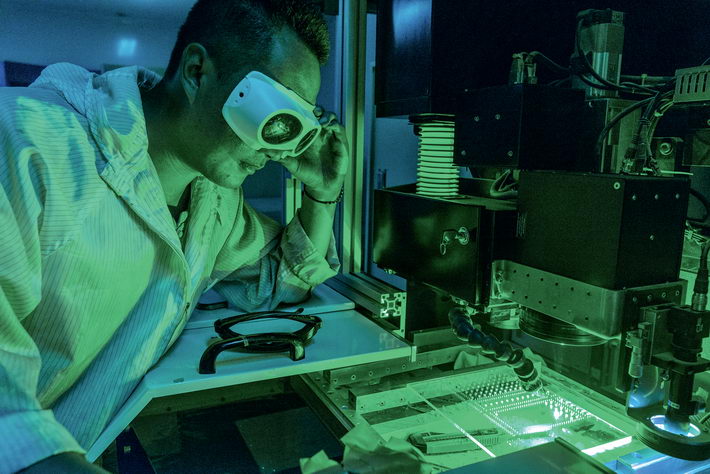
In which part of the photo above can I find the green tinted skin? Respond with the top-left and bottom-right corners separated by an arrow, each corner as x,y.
141,27 -> 348,259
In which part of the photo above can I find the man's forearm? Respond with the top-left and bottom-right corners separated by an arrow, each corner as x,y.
299,191 -> 337,258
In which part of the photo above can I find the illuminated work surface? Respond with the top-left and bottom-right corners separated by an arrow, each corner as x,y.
86,288 -> 410,461
307,364 -> 710,472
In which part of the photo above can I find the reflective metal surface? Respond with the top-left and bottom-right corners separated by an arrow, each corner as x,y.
493,260 -> 686,339
520,309 -> 607,346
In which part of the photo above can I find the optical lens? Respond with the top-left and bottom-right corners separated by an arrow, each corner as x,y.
262,114 -> 303,144
294,129 -> 319,155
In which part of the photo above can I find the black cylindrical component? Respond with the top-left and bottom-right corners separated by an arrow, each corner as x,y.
666,373 -> 697,423
572,9 -> 625,98
668,307 -> 708,363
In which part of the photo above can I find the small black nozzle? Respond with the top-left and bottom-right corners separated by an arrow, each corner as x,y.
513,358 -> 542,392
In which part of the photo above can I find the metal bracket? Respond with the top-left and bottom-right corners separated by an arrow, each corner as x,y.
493,260 -> 686,338
327,272 -> 406,320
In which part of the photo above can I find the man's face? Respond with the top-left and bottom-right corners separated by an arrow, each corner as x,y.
181,29 -> 322,189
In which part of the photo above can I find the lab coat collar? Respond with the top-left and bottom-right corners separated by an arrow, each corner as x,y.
32,63 -> 222,255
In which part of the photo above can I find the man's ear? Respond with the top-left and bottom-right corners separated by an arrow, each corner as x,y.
179,43 -> 210,105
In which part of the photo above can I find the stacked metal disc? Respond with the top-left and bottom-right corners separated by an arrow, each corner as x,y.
412,114 -> 458,198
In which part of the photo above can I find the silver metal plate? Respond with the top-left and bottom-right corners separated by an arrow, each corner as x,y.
492,260 -> 685,339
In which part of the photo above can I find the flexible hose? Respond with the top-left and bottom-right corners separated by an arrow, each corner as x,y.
449,307 -> 542,391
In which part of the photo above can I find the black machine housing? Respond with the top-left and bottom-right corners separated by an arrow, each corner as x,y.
454,85 -> 595,171
515,171 -> 690,290
373,182 -> 516,307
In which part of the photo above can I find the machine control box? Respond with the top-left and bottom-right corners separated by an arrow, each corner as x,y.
514,171 -> 690,290
373,184 -> 515,304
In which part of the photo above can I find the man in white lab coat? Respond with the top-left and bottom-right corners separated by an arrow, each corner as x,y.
0,0 -> 345,472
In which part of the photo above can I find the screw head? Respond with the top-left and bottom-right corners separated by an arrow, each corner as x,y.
461,150 -> 467,156
654,194 -> 659,200
632,194 -> 638,201
474,116 -> 480,122
495,114 -> 501,120
613,182 -> 621,190
633,297 -> 638,303
675,193 -> 680,199
507,150 -> 514,157
650,234 -> 655,240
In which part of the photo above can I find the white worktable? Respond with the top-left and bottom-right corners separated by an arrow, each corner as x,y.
86,285 -> 412,461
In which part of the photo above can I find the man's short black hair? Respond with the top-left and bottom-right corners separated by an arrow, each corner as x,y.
164,0 -> 330,80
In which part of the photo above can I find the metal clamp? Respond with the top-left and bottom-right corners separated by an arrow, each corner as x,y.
440,227 -> 470,255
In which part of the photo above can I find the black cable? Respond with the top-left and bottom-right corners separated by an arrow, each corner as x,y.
529,51 -> 569,75
630,91 -> 665,170
576,72 -> 617,91
547,77 -> 571,87
689,188 -> 710,223
692,241 -> 710,311
594,98 -> 654,161
621,74 -> 674,83
633,86 -> 677,173
574,20 -> 658,96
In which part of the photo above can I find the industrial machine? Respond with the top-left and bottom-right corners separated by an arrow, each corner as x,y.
302,2 -> 710,471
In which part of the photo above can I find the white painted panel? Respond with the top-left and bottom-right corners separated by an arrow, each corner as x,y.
86,308 -> 411,461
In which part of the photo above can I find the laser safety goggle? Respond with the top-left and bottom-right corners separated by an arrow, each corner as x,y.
222,71 -> 322,157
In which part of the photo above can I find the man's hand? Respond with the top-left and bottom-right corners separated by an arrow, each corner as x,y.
278,112 -> 349,201
20,452 -> 109,473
